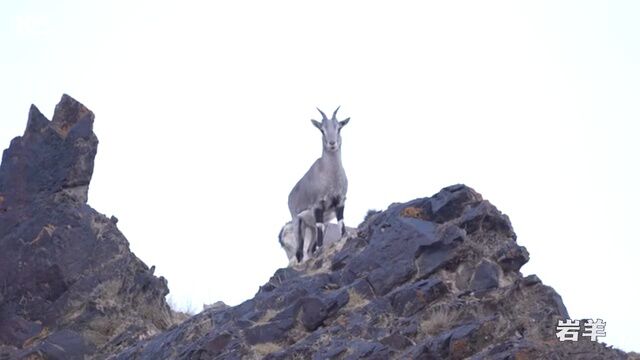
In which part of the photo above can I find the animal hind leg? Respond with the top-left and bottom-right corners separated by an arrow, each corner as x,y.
304,225 -> 315,257
295,217 -> 304,263
295,209 -> 317,262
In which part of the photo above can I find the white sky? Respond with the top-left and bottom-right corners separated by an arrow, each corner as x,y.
1,0 -> 638,352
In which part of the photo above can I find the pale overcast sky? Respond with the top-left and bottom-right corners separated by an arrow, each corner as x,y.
1,0 -> 638,352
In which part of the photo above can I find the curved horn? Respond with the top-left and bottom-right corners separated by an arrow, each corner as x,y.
332,106 -> 341,120
316,108 -> 328,121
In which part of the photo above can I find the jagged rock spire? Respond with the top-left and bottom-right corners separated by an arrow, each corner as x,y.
0,94 -> 98,204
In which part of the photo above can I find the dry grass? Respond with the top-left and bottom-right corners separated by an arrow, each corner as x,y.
166,295 -> 198,325
255,309 -> 279,325
374,312 -> 394,329
290,352 -> 308,360
166,295 -> 198,317
170,311 -> 191,325
420,307 -> 460,336
343,288 -> 370,310
317,333 -> 331,346
249,342 -> 282,358
22,327 -> 50,348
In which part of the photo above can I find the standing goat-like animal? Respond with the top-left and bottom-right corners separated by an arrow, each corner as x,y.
287,107 -> 350,263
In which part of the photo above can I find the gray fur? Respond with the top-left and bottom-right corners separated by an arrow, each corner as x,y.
287,107 -> 350,263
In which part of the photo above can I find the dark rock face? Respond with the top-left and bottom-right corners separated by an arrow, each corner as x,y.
0,95 -> 174,359
111,186 -> 631,359
0,96 -> 96,205
0,96 -> 633,359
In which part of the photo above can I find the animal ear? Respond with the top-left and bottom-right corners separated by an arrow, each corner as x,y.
311,119 -> 323,130
339,118 -> 350,129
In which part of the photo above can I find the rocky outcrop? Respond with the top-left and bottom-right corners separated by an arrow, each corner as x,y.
0,95 -> 634,359
0,95 -> 174,359
112,185 -> 632,359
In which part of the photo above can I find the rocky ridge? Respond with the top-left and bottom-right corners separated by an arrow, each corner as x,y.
0,96 -> 635,359
113,185 -> 632,359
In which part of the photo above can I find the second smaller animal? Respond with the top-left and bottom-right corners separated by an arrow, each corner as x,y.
278,221 -> 345,265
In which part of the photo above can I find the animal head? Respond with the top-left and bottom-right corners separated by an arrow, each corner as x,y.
311,107 -> 350,153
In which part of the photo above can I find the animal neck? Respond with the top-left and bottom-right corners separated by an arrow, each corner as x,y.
321,147 -> 342,165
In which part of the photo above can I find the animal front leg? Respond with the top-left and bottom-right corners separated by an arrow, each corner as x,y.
336,204 -> 346,236
303,225 -> 315,258
314,201 -> 326,249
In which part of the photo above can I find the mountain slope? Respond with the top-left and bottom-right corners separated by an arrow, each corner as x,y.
0,96 -> 633,359
112,189 -> 629,359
